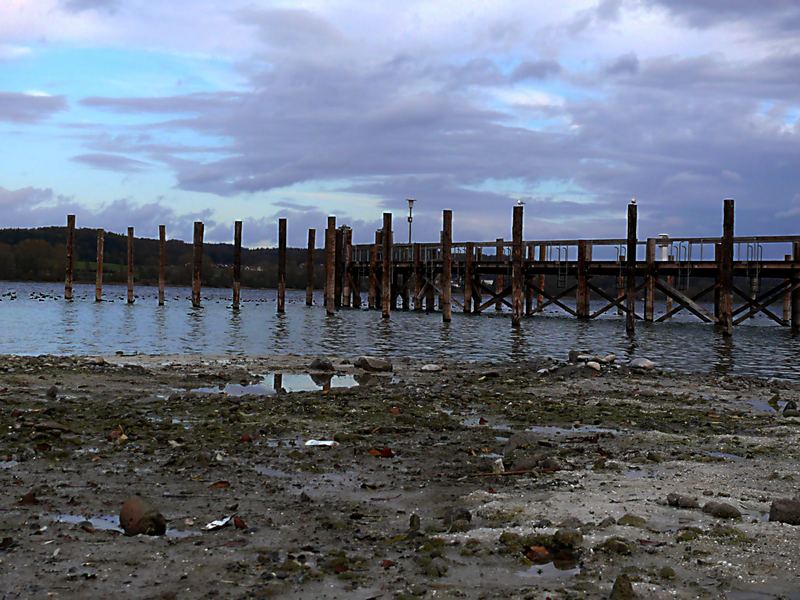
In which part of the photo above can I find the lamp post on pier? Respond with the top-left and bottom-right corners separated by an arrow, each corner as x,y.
406,197 -> 416,245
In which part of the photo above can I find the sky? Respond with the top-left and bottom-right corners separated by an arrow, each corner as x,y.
0,0 -> 798,247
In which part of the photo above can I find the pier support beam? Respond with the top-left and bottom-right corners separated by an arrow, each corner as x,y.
127,227 -> 135,304
325,216 -> 336,316
718,199 -> 734,336
464,242 -> 474,313
413,243 -> 423,311
645,238 -> 656,322
625,202 -> 637,334
65,214 -> 75,301
576,240 -> 590,319
381,213 -> 393,319
343,228 -> 352,308
192,221 -> 204,308
335,227 -> 344,309
442,210 -> 453,322
95,229 -> 104,302
537,244 -> 546,312
792,242 -> 800,332
277,218 -> 286,314
305,228 -> 315,307
369,230 -> 379,309
158,225 -> 166,306
232,221 -> 242,310
783,253 -> 792,324
525,245 -> 534,316
511,205 -> 524,328
495,238 -> 504,311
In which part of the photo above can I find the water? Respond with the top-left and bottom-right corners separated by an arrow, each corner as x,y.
1,281 -> 800,379
194,372 -> 360,396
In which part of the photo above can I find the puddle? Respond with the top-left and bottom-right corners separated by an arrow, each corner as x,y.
194,372 -> 360,396
0,460 -> 19,469
462,416 -> 512,431
624,468 -> 652,479
519,561 -> 580,580
52,514 -> 198,538
745,399 -> 785,414
526,425 -> 619,436
705,451 -> 744,461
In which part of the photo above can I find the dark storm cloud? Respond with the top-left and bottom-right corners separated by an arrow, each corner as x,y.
644,0 -> 800,32
0,92 -> 67,123
72,153 -> 152,172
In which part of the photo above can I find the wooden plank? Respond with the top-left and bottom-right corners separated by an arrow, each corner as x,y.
626,202 -> 637,333
783,253 -> 791,324
645,238 -> 655,321
589,281 -> 646,319
325,216 -> 336,316
158,225 -> 166,306
476,282 -> 513,311
382,213 -> 392,319
65,214 -> 75,301
192,221 -> 204,308
442,210 -> 453,322
277,218 -> 286,313
732,284 -> 787,326
233,221 -> 242,310
718,199 -> 734,335
305,228 -> 314,307
655,279 -> 715,323
127,226 -> 134,304
511,205 -> 524,327
528,282 -> 578,316
95,229 -> 104,302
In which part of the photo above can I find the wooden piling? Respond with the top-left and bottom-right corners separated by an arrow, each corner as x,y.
537,244 -> 546,312
666,256 -> 675,315
233,221 -> 242,310
495,238 -> 504,311
277,218 -> 286,314
511,205 -> 524,328
464,242 -> 474,313
413,243 -> 423,311
645,238 -> 656,322
192,221 -> 204,308
335,227 -> 344,308
325,216 -> 336,316
713,244 -> 721,319
441,210 -> 453,322
343,228 -> 352,308
127,227 -> 134,304
576,240 -> 589,319
718,199 -> 734,336
95,229 -> 104,302
625,202 -> 637,333
369,230 -> 379,309
381,213 -> 392,319
783,253 -> 792,324
792,242 -> 800,332
305,228 -> 315,307
158,225 -> 166,306
64,214 -> 75,301
525,245 -> 534,316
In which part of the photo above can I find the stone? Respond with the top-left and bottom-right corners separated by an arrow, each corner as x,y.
610,574 -> 636,600
420,364 -> 443,372
667,493 -> 700,509
629,358 -> 656,370
443,507 -> 472,525
119,496 -> 166,536
538,456 -> 564,472
568,350 -> 589,363
353,356 -> 392,372
596,537 -> 633,555
597,516 -> 617,528
617,513 -> 647,528
659,566 -> 677,580
702,501 -> 741,520
553,527 -> 583,550
769,498 -> 800,525
585,361 -> 602,372
783,400 -> 800,417
602,353 -> 617,364
46,385 -> 58,399
309,357 -> 334,371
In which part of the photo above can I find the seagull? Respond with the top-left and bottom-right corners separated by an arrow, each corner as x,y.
516,198 -> 525,206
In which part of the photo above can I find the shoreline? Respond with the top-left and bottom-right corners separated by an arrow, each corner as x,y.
1,353 -> 799,598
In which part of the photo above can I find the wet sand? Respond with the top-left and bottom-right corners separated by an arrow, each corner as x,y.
1,353 -> 799,599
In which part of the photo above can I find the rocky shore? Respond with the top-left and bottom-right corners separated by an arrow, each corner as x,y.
1,352 -> 799,599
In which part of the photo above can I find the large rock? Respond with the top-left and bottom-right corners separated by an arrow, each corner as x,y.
702,501 -> 741,520
667,493 -> 700,509
309,357 -> 334,372
353,356 -> 393,372
629,358 -> 656,370
769,498 -> 800,525
119,496 -> 166,536
610,574 -> 636,599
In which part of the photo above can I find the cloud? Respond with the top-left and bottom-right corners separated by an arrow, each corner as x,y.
511,59 -> 562,81
0,92 -> 67,123
643,0 -> 800,33
60,0 -> 120,14
71,153 -> 152,172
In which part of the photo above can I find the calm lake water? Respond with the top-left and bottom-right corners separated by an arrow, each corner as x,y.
1,281 -> 799,380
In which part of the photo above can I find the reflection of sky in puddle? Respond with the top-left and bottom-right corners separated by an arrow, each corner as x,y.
53,514 -> 198,538
519,561 -> 579,579
526,425 -> 619,435
194,372 -> 360,396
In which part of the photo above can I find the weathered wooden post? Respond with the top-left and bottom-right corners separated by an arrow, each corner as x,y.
64,214 -> 75,301
381,213 -> 393,319
342,228 -> 352,308
441,210 -> 453,322
714,243 -> 721,320
325,216 -> 336,315
625,201 -> 637,334
537,244 -> 546,312
277,218 -> 286,314
464,242 -> 474,313
495,238 -> 504,311
305,228 -> 315,307
666,255 -> 675,315
783,253 -> 792,325
192,221 -> 204,308
334,227 -> 344,308
791,242 -> 800,332
95,229 -> 104,302
718,199 -> 734,336
474,247 -> 483,314
368,230 -> 379,309
127,226 -> 135,304
576,240 -> 589,319
525,245 -> 534,316
158,225 -> 166,306
413,243 -> 423,311
233,221 -> 242,310
645,238 -> 656,321
511,206 -> 524,327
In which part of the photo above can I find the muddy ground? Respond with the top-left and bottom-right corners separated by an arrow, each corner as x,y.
1,352 -> 799,599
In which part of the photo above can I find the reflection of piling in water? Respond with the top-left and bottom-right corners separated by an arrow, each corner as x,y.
49,198 -> 800,336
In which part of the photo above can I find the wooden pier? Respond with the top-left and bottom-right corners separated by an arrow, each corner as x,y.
55,199 -> 800,335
